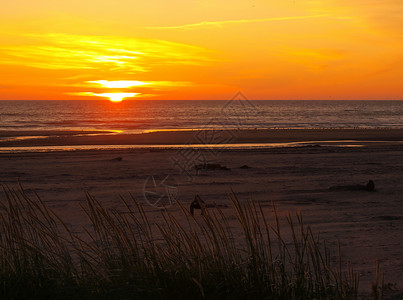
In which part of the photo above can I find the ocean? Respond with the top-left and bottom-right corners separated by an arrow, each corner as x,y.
0,100 -> 402,133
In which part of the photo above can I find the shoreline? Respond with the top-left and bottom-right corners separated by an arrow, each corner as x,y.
1,141 -> 403,154
1,128 -> 403,149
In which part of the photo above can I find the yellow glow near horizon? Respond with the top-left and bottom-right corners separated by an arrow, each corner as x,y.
88,80 -> 150,88
67,92 -> 138,101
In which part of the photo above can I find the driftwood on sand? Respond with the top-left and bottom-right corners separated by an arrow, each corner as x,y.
329,180 -> 375,192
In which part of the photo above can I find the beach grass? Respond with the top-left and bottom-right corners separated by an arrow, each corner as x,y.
0,185 -> 366,299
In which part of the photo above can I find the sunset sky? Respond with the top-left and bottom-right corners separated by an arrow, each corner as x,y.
1,0 -> 402,100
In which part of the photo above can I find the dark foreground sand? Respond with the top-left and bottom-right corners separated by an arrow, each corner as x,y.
0,129 -> 402,296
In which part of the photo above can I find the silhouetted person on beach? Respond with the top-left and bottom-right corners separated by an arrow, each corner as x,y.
190,195 -> 205,215
366,180 -> 375,191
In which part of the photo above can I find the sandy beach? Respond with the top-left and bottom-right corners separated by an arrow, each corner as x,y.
1,128 -> 402,296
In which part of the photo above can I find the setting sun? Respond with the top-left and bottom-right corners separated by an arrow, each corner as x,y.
98,93 -> 138,102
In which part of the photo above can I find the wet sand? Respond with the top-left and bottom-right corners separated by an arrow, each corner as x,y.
1,128 -> 403,147
0,129 -> 402,296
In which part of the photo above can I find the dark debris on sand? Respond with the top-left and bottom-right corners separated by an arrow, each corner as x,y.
329,180 -> 375,192
194,163 -> 230,171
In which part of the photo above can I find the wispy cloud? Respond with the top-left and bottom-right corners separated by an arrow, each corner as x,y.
0,33 -> 214,71
87,80 -> 151,88
82,80 -> 193,88
146,15 -> 329,30
0,33 -> 213,99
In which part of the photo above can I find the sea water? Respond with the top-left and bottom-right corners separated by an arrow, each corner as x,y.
1,100 -> 402,133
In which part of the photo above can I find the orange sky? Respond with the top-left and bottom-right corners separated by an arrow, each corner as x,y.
1,0 -> 402,100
